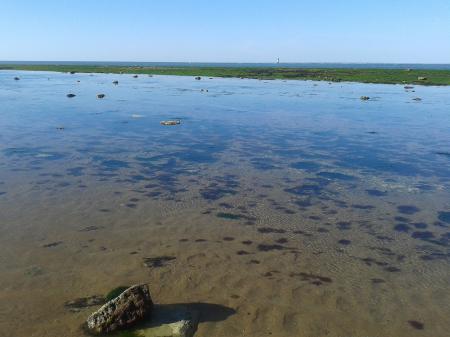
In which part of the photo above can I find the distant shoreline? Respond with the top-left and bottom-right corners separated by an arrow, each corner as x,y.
2,64 -> 450,85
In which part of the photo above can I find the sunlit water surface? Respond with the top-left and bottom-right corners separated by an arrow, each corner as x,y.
0,71 -> 449,337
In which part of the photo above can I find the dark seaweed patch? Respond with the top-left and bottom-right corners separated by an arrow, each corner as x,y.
105,286 -> 129,301
249,259 -> 260,264
101,160 -> 129,171
242,240 -> 253,245
338,239 -> 351,245
371,278 -> 385,284
257,227 -> 286,234
317,171 -> 356,181
42,241 -> 63,248
223,237 -> 235,241
290,161 -> 321,172
290,272 -> 332,286
285,184 -> 323,197
143,256 -> 176,268
236,250 -> 250,255
257,244 -> 285,252
293,230 -> 313,237
394,224 -> 411,233
408,320 -> 424,330
337,222 -> 351,230
397,205 -> 420,215
352,204 -> 375,210
67,167 -> 84,176
217,212 -> 242,220
438,211 -> 450,224
275,238 -> 288,244
366,189 -> 387,197
64,295 -> 105,312
411,231 -> 434,240
413,222 -> 428,229
250,157 -> 279,170
79,226 -> 103,232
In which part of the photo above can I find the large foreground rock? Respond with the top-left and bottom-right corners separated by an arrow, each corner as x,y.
85,284 -> 153,334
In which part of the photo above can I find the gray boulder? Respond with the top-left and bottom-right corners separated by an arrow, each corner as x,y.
85,284 -> 153,334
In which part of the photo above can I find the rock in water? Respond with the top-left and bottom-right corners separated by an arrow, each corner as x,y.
97,94 -> 105,99
85,284 -> 153,334
67,93 -> 76,98
360,96 -> 370,101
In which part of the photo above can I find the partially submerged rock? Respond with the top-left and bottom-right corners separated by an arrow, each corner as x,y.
113,80 -> 119,85
360,96 -> 370,101
195,76 -> 201,80
404,85 -> 414,89
97,94 -> 105,99
133,304 -> 198,337
412,97 -> 422,101
85,284 -> 153,335
14,77 -> 20,80
133,75 -> 139,78
67,93 -> 76,98
160,120 -> 181,126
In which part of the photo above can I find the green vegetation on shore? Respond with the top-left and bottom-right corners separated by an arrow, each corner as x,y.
2,64 -> 450,85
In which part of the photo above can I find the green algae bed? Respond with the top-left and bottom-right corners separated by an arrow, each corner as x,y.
2,64 -> 450,85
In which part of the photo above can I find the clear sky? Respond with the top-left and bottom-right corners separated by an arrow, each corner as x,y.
1,0 -> 449,63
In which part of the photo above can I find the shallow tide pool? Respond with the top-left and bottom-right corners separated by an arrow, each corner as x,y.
0,71 -> 449,337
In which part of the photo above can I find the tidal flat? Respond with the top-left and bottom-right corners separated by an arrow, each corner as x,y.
0,70 -> 450,336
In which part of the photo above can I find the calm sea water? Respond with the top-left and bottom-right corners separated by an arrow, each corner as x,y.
0,70 -> 449,337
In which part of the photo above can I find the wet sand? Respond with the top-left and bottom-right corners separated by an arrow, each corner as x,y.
0,71 -> 449,336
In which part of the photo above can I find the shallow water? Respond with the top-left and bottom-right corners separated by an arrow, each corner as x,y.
0,71 -> 449,337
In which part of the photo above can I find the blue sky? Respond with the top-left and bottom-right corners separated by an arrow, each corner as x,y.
1,0 -> 449,63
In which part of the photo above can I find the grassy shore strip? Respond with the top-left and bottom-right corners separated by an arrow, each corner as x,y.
2,64 -> 450,85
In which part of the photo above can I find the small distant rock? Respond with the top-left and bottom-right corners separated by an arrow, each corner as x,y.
67,93 -> 76,98
97,94 -> 105,99
412,97 -> 422,101
160,120 -> 181,126
56,126 -> 65,130
113,80 -> 119,85
14,77 -> 20,81
404,85 -> 414,89
360,96 -> 370,101
70,71 -> 76,74
133,75 -> 139,78
85,284 -> 153,335
195,76 -> 201,80
418,76 -> 427,81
